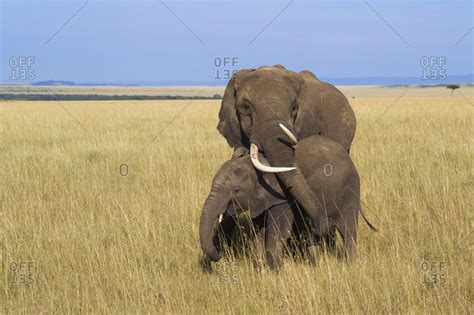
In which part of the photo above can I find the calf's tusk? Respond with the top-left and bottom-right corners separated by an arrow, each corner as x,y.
249,143 -> 295,173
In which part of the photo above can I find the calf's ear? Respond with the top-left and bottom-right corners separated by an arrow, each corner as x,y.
248,172 -> 287,218
231,147 -> 249,159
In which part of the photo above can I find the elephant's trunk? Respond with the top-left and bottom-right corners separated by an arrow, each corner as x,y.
199,188 -> 229,262
258,122 -> 324,235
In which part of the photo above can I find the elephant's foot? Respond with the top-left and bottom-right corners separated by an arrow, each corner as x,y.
306,245 -> 318,264
266,249 -> 284,270
338,221 -> 358,262
323,228 -> 337,255
343,239 -> 357,262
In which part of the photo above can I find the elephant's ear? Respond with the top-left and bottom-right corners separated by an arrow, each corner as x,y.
295,71 -> 355,151
293,71 -> 326,139
248,160 -> 287,219
217,70 -> 252,148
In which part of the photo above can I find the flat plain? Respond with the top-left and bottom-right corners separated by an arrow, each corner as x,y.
1,86 -> 473,313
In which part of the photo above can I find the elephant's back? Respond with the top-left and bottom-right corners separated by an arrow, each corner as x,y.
295,135 -> 348,160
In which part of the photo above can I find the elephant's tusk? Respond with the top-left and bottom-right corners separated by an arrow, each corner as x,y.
279,123 -> 298,144
218,214 -> 223,223
250,143 -> 296,173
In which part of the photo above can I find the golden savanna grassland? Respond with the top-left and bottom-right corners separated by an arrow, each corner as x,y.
1,87 -> 473,313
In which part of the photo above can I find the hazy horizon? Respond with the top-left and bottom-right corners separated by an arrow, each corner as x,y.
1,73 -> 473,87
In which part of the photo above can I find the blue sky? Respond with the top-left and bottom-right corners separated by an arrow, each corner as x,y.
0,0 -> 472,84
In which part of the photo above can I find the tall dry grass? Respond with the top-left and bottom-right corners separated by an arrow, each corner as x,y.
1,90 -> 472,313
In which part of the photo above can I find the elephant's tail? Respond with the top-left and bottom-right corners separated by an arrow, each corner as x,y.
360,207 -> 378,232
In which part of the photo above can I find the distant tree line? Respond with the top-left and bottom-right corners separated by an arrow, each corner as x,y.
384,83 -> 472,89
0,93 -> 222,101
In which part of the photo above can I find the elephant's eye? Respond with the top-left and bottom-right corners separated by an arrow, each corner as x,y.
291,102 -> 298,118
232,186 -> 240,194
242,103 -> 251,115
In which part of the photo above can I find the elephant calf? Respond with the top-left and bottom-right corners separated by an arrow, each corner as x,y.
199,131 -> 376,269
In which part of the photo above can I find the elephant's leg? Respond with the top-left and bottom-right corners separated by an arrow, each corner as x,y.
253,225 -> 266,264
323,227 -> 337,255
283,203 -> 319,263
306,239 -> 318,264
265,204 -> 294,270
297,214 -> 318,264
250,213 -> 266,263
336,213 -> 358,261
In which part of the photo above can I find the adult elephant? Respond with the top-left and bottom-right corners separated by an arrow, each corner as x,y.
215,65 -> 356,239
